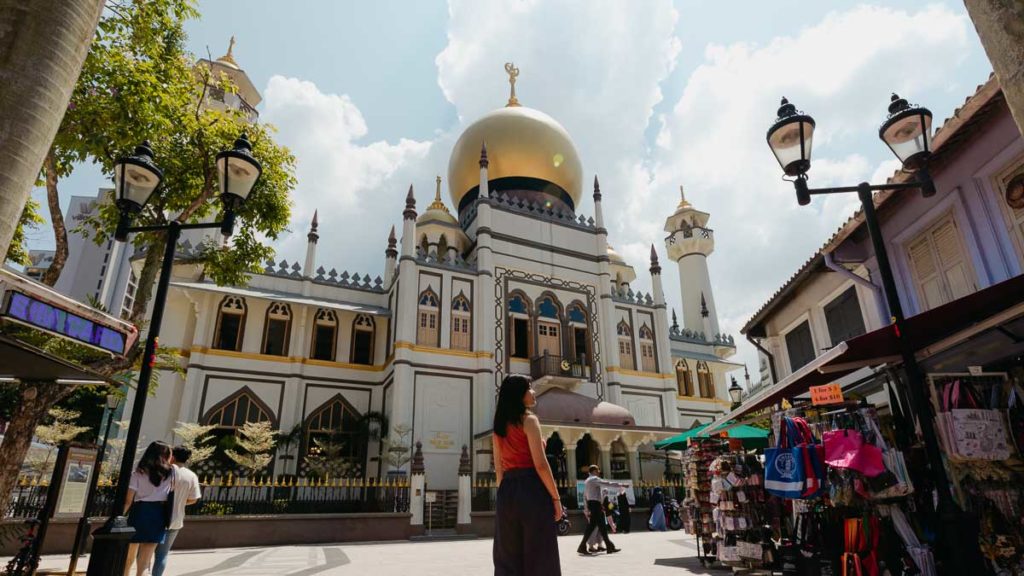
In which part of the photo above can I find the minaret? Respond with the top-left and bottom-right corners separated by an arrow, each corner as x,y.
303,210 -> 319,278
384,225 -> 398,286
593,175 -> 621,403
475,142 -> 496,361
391,185 -> 419,470
664,185 -> 720,338
401,185 -> 417,257
649,245 -> 674,385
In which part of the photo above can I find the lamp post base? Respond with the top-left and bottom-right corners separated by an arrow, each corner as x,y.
84,516 -> 134,576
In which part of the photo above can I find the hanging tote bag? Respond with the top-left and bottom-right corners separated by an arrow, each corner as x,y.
939,380 -> 1013,460
823,428 -> 886,478
765,418 -> 807,498
790,417 -> 826,498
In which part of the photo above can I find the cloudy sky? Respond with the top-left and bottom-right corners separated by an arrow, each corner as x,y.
33,0 -> 993,386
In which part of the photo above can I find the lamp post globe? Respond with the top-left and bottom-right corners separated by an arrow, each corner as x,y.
113,141 -> 163,241
767,98 -> 815,205
879,93 -> 933,171
106,394 -> 120,410
216,133 -> 263,236
728,376 -> 743,407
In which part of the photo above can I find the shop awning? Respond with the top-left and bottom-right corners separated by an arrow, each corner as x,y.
712,274 -> 1024,429
654,422 -> 769,451
0,333 -> 119,384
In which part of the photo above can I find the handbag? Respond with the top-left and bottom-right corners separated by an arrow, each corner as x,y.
790,417 -> 826,498
163,468 -> 176,529
823,429 -> 886,478
765,418 -> 808,498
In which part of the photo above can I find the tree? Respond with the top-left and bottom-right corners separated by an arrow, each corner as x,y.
381,424 -> 413,473
5,200 -> 44,267
303,435 -> 362,480
24,407 -> 90,477
225,421 -> 276,477
0,1 -> 295,510
964,0 -> 1024,137
172,421 -> 216,464
0,0 -> 104,264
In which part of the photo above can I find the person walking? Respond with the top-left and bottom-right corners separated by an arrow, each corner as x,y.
616,487 -> 632,533
152,446 -> 203,576
577,466 -> 625,555
124,441 -> 173,576
492,374 -> 562,575
648,486 -> 667,531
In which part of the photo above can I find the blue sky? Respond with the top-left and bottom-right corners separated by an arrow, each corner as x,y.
30,0 -> 993,383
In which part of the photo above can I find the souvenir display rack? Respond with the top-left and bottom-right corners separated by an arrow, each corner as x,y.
681,437 -> 727,567
709,451 -> 771,570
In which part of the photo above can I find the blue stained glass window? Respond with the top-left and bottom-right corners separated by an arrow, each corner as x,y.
419,290 -> 438,307
508,295 -> 527,314
568,306 -> 586,323
538,298 -> 558,319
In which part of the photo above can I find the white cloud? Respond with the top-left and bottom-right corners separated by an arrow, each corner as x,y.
260,76 -> 433,267
646,4 -> 972,380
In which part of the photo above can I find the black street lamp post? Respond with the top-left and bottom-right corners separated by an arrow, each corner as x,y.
766,94 -> 975,572
728,376 -> 743,410
86,135 -> 261,576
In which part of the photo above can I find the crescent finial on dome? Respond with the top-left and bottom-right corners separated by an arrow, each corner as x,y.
504,62 -> 520,107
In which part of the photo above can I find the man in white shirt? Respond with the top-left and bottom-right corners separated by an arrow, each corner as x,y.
152,446 -> 203,576
577,465 -> 625,555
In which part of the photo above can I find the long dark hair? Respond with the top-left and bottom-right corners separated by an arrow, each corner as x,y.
493,374 -> 532,437
136,441 -> 172,486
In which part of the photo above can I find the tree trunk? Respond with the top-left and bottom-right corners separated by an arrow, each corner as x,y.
0,1 -> 104,262
964,0 -> 1024,136
40,151 -> 68,287
0,382 -> 72,514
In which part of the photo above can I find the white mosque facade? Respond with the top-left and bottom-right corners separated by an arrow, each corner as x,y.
129,66 -> 740,490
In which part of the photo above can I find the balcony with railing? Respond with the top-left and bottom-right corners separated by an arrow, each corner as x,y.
529,354 -> 591,391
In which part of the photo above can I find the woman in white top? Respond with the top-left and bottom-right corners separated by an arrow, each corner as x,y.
124,441 -> 172,576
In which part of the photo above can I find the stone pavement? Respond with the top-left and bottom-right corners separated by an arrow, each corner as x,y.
38,530 -> 729,575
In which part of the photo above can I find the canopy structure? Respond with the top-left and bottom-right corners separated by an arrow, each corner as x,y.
710,273 -> 1024,432
655,422 -> 769,451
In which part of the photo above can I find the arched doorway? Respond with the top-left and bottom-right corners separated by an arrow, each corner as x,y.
575,434 -> 599,480
545,432 -> 566,483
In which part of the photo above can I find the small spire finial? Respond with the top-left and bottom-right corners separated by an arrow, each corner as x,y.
311,210 -> 318,230
403,184 -> 417,220
593,175 -> 602,201
427,177 -> 450,213
218,36 -> 238,66
479,141 -> 489,168
386,225 -> 398,258
649,244 -> 661,274
307,210 -> 319,243
677,185 -> 691,209
701,292 -> 709,318
388,225 -> 396,244
504,62 -> 520,107
435,176 -> 442,202
672,309 -> 679,329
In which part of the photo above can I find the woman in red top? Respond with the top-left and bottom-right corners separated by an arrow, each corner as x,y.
492,374 -> 562,575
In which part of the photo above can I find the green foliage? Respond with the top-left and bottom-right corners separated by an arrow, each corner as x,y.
172,421 -> 216,463
303,434 -> 362,479
6,199 -> 44,266
225,421 -> 276,475
198,501 -> 233,516
382,424 -> 413,472
35,407 -> 90,446
67,0 -> 295,290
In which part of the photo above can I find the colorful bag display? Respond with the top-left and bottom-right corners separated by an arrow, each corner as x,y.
936,380 -> 1013,460
823,428 -> 885,478
766,418 -> 825,499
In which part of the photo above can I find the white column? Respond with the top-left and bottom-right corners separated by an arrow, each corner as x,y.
410,473 -> 425,526
627,449 -> 640,485
600,447 -> 612,479
456,445 -> 472,528
593,177 -> 621,403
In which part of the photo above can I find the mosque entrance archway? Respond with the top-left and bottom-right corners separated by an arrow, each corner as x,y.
545,432 -> 566,483
575,434 -> 599,480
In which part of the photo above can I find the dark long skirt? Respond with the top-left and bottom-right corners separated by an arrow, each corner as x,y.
493,468 -> 561,575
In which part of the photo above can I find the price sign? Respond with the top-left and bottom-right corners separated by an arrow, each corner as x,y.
809,383 -> 844,406
425,491 -> 437,503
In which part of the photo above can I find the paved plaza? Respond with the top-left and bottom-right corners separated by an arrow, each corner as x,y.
38,531 -> 727,575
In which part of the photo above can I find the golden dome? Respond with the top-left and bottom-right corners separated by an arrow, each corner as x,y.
607,244 -> 626,265
607,244 -> 636,285
447,105 -> 583,211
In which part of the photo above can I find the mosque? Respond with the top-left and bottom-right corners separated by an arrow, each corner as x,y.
136,56 -> 740,489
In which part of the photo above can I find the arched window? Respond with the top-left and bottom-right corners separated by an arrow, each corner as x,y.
451,293 -> 472,351
697,360 -> 714,398
617,320 -> 635,370
302,395 -> 363,478
201,387 -> 276,472
418,235 -> 429,258
639,323 -> 657,372
536,295 -> 561,357
417,288 -> 440,346
213,296 -> 247,351
508,292 -> 532,359
350,314 -> 375,365
261,302 -> 292,356
437,234 -> 449,260
676,359 -> 694,397
567,303 -> 589,365
310,309 -> 338,361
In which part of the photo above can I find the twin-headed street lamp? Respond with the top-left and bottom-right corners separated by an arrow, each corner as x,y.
87,135 -> 261,576
766,94 -> 975,572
